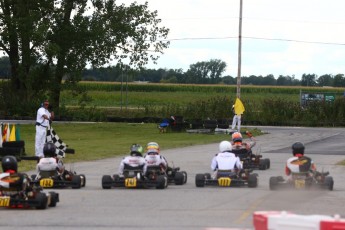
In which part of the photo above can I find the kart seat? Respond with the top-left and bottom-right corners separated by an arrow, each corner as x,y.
123,164 -> 144,177
216,170 -> 237,178
232,148 -> 250,159
39,170 -> 58,178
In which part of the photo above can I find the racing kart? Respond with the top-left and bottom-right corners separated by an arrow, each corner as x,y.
20,156 -> 86,189
269,170 -> 334,191
195,169 -> 258,188
0,175 -> 59,209
233,148 -> 270,170
102,165 -> 168,189
30,169 -> 86,189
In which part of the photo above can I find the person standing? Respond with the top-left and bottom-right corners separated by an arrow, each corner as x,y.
35,100 -> 53,157
231,98 -> 245,132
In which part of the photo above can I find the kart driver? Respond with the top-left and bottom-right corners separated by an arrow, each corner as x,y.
144,142 -> 168,171
231,131 -> 256,159
285,142 -> 316,177
37,142 -> 65,174
211,141 -> 243,177
0,155 -> 31,196
119,144 -> 147,177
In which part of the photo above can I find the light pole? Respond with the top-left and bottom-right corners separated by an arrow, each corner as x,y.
236,0 -> 243,99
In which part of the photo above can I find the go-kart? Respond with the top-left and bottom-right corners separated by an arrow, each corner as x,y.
195,169 -> 258,188
0,173 -> 59,209
102,165 -> 168,189
232,148 -> 270,170
30,169 -> 86,189
166,165 -> 187,185
20,156 -> 86,189
269,170 -> 334,191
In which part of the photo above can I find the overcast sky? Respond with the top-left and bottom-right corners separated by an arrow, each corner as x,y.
118,0 -> 345,79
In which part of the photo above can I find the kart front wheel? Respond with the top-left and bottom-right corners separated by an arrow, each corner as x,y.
156,175 -> 168,189
269,177 -> 278,190
48,192 -> 59,207
324,176 -> 334,191
248,174 -> 258,188
195,174 -> 205,187
102,175 -> 113,189
174,172 -> 184,185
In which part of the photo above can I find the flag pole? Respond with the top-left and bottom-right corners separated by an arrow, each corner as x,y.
236,0 -> 243,99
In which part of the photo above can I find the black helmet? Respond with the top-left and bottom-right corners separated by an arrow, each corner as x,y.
2,155 -> 18,172
43,142 -> 57,157
130,144 -> 143,157
292,142 -> 305,155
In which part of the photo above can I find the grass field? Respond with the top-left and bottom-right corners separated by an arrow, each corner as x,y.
17,122 -> 261,171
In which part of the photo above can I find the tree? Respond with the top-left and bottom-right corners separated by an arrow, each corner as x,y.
301,74 -> 317,86
333,74 -> 345,87
185,59 -> 226,84
317,74 -> 333,86
0,0 -> 169,114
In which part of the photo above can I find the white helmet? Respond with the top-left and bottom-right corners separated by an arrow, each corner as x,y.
219,141 -> 232,152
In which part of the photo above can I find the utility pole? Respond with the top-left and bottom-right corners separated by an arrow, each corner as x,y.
236,0 -> 243,99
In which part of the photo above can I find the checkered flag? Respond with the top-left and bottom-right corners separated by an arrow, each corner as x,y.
46,124 -> 68,158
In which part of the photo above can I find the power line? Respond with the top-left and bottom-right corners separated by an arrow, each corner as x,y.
161,36 -> 345,46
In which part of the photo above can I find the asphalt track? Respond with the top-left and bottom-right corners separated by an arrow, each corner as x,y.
1,126 -> 345,230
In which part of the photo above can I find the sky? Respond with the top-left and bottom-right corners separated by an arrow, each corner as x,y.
117,0 -> 345,79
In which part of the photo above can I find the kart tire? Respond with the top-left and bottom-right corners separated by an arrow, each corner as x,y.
325,176 -> 334,191
174,172 -> 184,185
195,174 -> 205,187
181,171 -> 188,184
248,174 -> 258,188
264,158 -> 270,169
156,175 -> 168,189
48,192 -> 59,207
259,160 -> 267,170
35,192 -> 48,210
71,175 -> 82,189
2,140 -> 25,148
269,177 -> 278,190
80,174 -> 86,187
102,175 -> 113,189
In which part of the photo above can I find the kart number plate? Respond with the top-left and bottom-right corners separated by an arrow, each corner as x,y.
294,179 -> 305,189
40,178 -> 54,188
125,178 -> 137,187
0,197 -> 10,207
218,177 -> 231,187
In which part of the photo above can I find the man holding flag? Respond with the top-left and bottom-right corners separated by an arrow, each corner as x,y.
231,98 -> 245,132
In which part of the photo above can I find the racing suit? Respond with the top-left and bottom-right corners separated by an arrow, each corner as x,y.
0,170 -> 30,196
285,154 -> 316,177
144,154 -> 168,169
119,156 -> 147,176
211,151 -> 243,175
37,157 -> 64,173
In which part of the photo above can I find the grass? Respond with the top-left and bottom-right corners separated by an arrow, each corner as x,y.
16,123 -> 261,172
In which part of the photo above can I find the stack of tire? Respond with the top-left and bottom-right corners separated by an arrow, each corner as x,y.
0,141 -> 26,157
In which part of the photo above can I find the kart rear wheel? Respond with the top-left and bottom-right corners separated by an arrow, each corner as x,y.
181,171 -> 188,184
102,175 -> 113,189
156,175 -> 168,189
324,176 -> 334,191
248,174 -> 258,188
48,192 -> 59,207
79,174 -> 86,187
269,177 -> 278,190
195,174 -> 205,187
174,172 -> 184,185
264,158 -> 270,169
71,175 -> 82,189
35,192 -> 48,210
